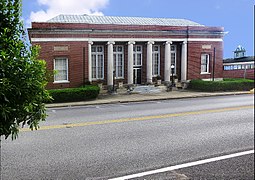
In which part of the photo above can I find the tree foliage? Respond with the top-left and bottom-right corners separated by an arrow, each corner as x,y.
0,0 -> 50,139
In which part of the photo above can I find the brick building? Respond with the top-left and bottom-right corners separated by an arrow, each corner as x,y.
223,45 -> 254,80
28,14 -> 225,90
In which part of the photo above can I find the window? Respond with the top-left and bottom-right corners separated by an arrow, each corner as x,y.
224,66 -> 229,70
170,45 -> 177,74
133,45 -> 142,66
152,45 -> 160,76
201,54 -> 210,73
224,64 -> 255,71
54,57 -> 68,82
113,45 -> 124,78
92,46 -> 104,79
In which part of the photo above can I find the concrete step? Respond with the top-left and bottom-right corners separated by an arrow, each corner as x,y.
132,85 -> 164,94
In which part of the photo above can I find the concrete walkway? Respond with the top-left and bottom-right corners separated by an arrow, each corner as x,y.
46,89 -> 252,108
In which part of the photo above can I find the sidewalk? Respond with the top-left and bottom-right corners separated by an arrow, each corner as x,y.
46,89 -> 252,108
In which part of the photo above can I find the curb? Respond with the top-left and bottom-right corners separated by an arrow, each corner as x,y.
45,91 -> 251,108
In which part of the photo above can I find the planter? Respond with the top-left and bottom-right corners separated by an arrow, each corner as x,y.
118,82 -> 123,88
97,83 -> 103,90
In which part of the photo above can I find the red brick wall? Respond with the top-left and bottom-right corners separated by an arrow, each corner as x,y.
35,40 -> 224,89
34,41 -> 88,89
29,22 -> 225,89
187,41 -> 223,80
223,69 -> 254,80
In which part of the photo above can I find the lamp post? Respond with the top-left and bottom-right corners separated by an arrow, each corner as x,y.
112,70 -> 116,94
171,64 -> 175,87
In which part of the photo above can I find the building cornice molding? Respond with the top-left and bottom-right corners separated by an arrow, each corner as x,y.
31,37 -> 223,43
28,29 -> 226,37
223,61 -> 254,65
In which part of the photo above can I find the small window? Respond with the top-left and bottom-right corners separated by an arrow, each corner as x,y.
246,65 -> 251,69
113,45 -> 124,78
225,66 -> 231,70
97,46 -> 103,52
153,46 -> 159,52
92,47 -> 96,52
133,45 -> 143,66
224,66 -> 228,70
171,45 -> 175,51
201,54 -> 210,73
118,46 -> 123,52
91,45 -> 104,80
170,45 -> 177,74
54,57 -> 68,82
136,46 -> 141,52
152,45 -> 160,76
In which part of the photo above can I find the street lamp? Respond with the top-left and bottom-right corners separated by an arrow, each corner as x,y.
171,64 -> 175,87
112,70 -> 116,94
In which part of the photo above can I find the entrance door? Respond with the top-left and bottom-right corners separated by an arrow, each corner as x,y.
133,68 -> 142,84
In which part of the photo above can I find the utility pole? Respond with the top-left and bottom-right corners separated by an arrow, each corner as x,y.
212,47 -> 216,81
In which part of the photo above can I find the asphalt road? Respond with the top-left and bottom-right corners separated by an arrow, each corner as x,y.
133,153 -> 254,180
1,94 -> 254,180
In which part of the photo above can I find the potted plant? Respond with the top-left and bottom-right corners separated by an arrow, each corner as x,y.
96,79 -> 105,89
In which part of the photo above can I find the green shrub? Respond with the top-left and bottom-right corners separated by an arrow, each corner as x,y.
223,78 -> 254,82
188,79 -> 254,92
47,85 -> 100,103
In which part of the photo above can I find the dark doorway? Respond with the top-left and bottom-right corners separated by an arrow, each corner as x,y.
133,68 -> 142,84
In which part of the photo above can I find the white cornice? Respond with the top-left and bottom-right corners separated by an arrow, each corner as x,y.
223,61 -> 254,65
31,37 -> 223,42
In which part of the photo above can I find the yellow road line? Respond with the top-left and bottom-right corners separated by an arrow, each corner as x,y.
20,105 -> 253,132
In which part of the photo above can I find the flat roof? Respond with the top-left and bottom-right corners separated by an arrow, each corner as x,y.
223,56 -> 255,63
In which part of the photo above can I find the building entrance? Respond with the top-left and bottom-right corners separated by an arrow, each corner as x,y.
133,68 -> 142,84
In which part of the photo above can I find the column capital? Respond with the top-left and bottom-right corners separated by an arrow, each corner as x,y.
147,41 -> 155,45
182,41 -> 187,45
88,41 -> 93,45
128,41 -> 136,45
107,41 -> 115,45
165,41 -> 172,45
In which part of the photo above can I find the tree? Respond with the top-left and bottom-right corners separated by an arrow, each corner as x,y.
0,0 -> 51,139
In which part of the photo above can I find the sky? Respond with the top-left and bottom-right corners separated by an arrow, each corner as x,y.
22,0 -> 254,58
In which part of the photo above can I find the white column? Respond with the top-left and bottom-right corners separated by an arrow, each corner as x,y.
128,41 -> 135,85
181,41 -> 187,81
147,41 -> 154,84
88,41 -> 93,82
164,41 -> 172,82
107,41 -> 115,87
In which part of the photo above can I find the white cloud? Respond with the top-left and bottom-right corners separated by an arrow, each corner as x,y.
27,0 -> 109,27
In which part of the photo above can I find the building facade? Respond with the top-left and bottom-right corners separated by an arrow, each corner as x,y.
28,15 -> 225,90
223,46 -> 254,80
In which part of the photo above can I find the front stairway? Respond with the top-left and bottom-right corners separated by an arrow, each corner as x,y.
132,85 -> 164,94
99,81 -> 189,95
